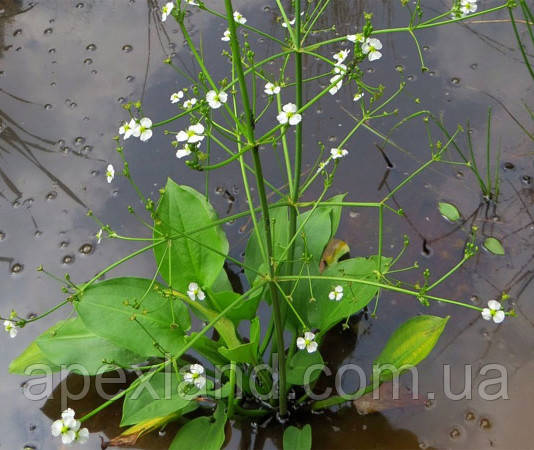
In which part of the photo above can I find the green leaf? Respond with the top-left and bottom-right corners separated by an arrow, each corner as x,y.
283,424 -> 312,450
36,318 -> 142,374
209,290 -> 260,324
374,315 -> 449,382
218,318 -> 260,364
154,179 -> 229,293
324,193 -> 347,238
121,373 -> 198,426
170,404 -> 227,450
286,350 -> 324,386
189,333 -> 229,366
76,277 -> 190,357
306,256 -> 390,332
9,341 -> 60,374
483,237 -> 505,255
438,202 -> 461,222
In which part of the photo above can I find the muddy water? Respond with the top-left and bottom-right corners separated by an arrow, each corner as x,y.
1,0 -> 533,448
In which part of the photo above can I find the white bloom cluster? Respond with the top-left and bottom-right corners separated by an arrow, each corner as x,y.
175,124 -> 204,159
187,282 -> 206,301
206,90 -> 228,109
184,364 -> 206,389
4,319 -> 17,338
481,300 -> 505,324
329,49 -> 350,95
161,2 -> 174,22
118,117 -> 153,142
51,408 -> 89,445
297,331 -> 318,353
328,285 -> 344,301
277,103 -> 302,126
264,82 -> 281,96
233,11 -> 247,25
460,0 -> 477,16
105,164 -> 115,183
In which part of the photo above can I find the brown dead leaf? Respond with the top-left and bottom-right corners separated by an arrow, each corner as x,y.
319,238 -> 350,273
353,382 -> 425,415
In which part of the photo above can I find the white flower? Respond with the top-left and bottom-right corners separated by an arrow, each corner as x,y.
362,37 -> 383,62
184,363 -> 206,389
187,282 -> 206,301
481,300 -> 505,324
170,91 -> 184,104
96,229 -> 103,244
206,90 -> 228,109
328,285 -> 344,301
51,408 -> 88,445
331,148 -> 349,159
119,119 -> 138,140
353,92 -> 364,101
333,49 -> 350,64
176,143 -> 194,159
277,103 -> 302,126
137,117 -> 152,142
233,11 -> 247,24
347,33 -> 364,43
106,164 -> 115,183
176,123 -> 205,144
296,331 -> 318,353
221,29 -> 231,42
334,63 -> 347,75
329,74 -> 343,95
460,0 -> 477,15
183,97 -> 197,109
282,17 -> 296,28
161,2 -> 174,22
185,0 -> 199,5
4,320 -> 17,338
264,82 -> 281,95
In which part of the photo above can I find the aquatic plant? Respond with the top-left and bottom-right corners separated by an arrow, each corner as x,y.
3,0 -> 519,447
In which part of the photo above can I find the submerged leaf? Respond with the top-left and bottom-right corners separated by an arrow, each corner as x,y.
283,424 -> 312,450
9,341 -> 60,374
483,237 -> 505,255
438,201 -> 461,222
170,404 -> 227,450
286,350 -> 324,386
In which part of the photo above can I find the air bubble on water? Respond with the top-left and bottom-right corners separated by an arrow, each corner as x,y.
90,69 -> 97,75
69,102 -> 78,109
76,2 -> 85,8
126,75 -> 135,82
13,29 -> 22,37
44,104 -> 53,110
34,230 -> 42,238
479,418 -> 491,429
48,48 -> 55,54
450,77 -> 461,85
82,145 -> 92,153
86,43 -> 97,51
521,175 -> 531,185
503,161 -> 514,171
465,411 -> 476,422
407,74 -> 416,81
83,57 -> 93,65
470,63 -> 478,70
117,97 -> 126,103
74,136 -> 85,146
469,295 -> 480,305
11,263 -> 23,274
23,198 -> 34,208
44,28 -> 53,35
62,255 -> 74,264
122,44 -> 133,53
46,191 -> 58,200
449,426 -> 462,439
79,243 -> 93,255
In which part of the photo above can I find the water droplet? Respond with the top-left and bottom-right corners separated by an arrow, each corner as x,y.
86,43 -> 97,51
450,77 -> 461,85
46,191 -> 57,200
479,418 -> 491,429
82,145 -> 92,153
34,230 -> 42,238
79,243 -> 93,254
470,63 -> 478,70
11,263 -> 24,274
13,29 -> 23,37
44,104 -> 53,110
122,44 -> 133,53
62,255 -> 74,264
60,241 -> 69,248
521,175 -> 531,185
44,28 -> 53,35
126,75 -> 135,82
74,136 -> 85,146
449,427 -> 462,439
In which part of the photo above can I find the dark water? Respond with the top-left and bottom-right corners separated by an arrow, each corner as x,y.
1,0 -> 533,448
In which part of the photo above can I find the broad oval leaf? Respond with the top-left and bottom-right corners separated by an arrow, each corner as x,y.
483,237 -> 505,255
76,277 -> 190,357
9,341 -> 60,374
122,373 -> 198,426
373,315 -> 449,382
154,179 -> 229,293
283,424 -> 312,450
438,201 -> 461,222
170,404 -> 227,450
36,318 -> 142,374
286,349 -> 324,386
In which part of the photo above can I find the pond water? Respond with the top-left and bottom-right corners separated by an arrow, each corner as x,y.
1,0 -> 533,448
